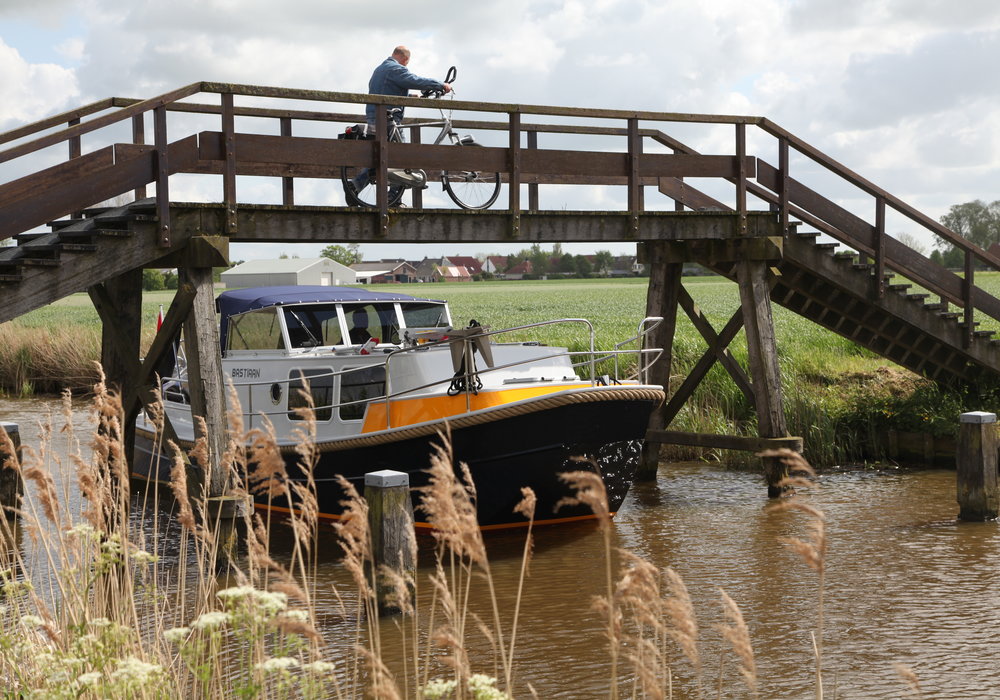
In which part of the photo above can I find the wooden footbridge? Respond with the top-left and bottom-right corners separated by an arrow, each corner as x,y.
3,81 -> 1000,493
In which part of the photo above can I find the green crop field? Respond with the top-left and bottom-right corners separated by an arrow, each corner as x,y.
5,273 -> 1000,466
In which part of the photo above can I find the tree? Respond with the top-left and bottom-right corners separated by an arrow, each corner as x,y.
574,255 -> 593,277
321,243 -> 362,266
593,250 -> 614,276
142,269 -> 165,291
940,200 -> 1000,250
558,253 -> 576,274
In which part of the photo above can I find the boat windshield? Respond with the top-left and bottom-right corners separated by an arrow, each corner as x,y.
400,302 -> 450,329
282,305 -> 342,348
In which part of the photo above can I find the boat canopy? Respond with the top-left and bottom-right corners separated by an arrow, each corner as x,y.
216,286 -> 445,350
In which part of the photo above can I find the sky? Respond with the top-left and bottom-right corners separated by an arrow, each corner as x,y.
1,0 -> 999,263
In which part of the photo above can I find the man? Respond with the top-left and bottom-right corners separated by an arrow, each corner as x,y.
349,308 -> 372,344
347,47 -> 452,199
365,46 -> 451,125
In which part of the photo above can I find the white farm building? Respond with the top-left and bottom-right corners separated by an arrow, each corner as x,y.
222,258 -> 356,289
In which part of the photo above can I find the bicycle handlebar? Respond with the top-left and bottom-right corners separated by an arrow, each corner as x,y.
421,66 -> 458,98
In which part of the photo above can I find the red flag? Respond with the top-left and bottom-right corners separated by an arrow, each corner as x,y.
156,304 -> 164,332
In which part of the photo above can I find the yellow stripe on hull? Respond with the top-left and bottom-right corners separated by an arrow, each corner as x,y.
361,383 -> 588,433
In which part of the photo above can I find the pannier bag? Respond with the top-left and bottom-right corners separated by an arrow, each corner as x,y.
338,123 -> 375,140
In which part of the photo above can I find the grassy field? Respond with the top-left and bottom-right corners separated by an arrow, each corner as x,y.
3,274 -> 1000,466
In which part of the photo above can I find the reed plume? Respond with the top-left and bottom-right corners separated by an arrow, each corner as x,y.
763,448 -> 826,700
718,588 -> 757,698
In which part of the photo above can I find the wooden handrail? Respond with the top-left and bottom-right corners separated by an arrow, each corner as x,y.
2,79 -> 998,337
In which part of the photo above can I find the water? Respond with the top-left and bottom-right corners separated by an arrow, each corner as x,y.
3,397 -> 998,697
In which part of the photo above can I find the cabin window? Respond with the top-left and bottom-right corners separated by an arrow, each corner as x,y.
228,307 -> 283,351
345,304 -> 401,345
339,366 -> 386,421
283,306 -> 343,348
287,368 -> 334,422
400,302 -> 450,329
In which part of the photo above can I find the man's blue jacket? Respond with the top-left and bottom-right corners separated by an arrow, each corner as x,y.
366,57 -> 445,124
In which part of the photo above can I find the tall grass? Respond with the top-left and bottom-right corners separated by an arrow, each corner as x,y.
0,378 -> 926,697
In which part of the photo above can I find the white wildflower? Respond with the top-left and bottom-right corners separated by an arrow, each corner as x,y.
302,660 -> 336,674
110,656 -> 162,684
423,679 -> 459,699
467,674 -> 511,700
77,671 -> 102,686
281,609 -> 309,623
19,614 -> 44,628
216,585 -> 256,602
163,627 -> 190,644
66,523 -> 97,539
89,617 -> 111,628
132,550 -> 158,565
256,656 -> 299,673
191,611 -> 230,631
254,590 -> 288,614
101,536 -> 123,556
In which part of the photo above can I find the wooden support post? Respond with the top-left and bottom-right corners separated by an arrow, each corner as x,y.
0,422 -> 23,518
409,124 -> 423,210
154,105 -> 171,247
636,243 -> 682,480
92,269 -> 143,471
508,111 -> 522,238
527,130 -> 539,212
132,114 -> 147,201
222,92 -> 237,235
957,411 -> 998,521
179,267 -> 228,497
375,107 -> 389,235
280,117 -> 294,206
736,259 -> 789,496
365,469 -> 415,616
207,494 -> 250,576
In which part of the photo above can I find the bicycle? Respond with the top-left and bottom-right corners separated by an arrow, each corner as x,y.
340,67 -> 502,210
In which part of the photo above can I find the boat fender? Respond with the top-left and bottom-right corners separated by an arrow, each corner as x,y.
360,337 -> 380,355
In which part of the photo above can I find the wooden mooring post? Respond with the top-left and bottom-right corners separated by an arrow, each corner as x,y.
365,469 -> 416,616
956,411 -> 999,521
0,422 -> 23,517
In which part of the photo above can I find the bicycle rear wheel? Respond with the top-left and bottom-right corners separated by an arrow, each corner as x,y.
442,170 -> 501,210
341,166 -> 405,208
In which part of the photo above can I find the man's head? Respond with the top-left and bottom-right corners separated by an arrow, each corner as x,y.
392,46 -> 411,66
352,309 -> 369,327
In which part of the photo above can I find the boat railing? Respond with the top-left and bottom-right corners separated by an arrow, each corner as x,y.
158,317 -> 662,429
612,316 -> 664,384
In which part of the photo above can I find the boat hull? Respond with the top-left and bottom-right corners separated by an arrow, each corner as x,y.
133,387 -> 663,528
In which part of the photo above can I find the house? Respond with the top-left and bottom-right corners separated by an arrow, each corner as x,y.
609,256 -> 644,276
350,260 -> 418,284
434,265 -> 472,283
412,257 -> 446,283
482,255 -> 508,276
504,260 -> 533,280
221,257 -> 356,289
444,256 -> 482,277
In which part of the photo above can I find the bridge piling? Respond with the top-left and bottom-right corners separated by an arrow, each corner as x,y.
365,469 -> 416,616
637,244 -> 682,480
0,422 -> 23,518
956,411 -> 999,521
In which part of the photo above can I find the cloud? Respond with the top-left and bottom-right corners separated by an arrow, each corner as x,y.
0,38 -> 78,129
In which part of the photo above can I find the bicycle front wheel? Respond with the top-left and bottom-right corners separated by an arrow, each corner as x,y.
341,166 -> 405,208
442,170 -> 501,210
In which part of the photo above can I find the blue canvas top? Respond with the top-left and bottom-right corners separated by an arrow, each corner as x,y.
217,286 -> 445,349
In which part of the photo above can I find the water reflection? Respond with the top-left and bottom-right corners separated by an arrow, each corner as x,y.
3,398 -> 999,697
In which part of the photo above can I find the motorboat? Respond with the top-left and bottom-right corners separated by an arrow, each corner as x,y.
133,286 -> 664,529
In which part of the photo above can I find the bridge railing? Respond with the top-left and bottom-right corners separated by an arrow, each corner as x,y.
1,81 -> 997,342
